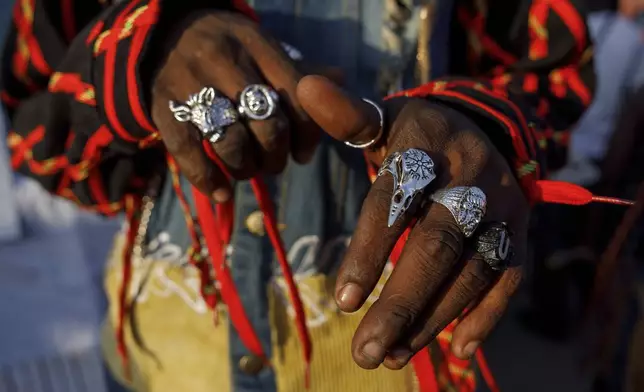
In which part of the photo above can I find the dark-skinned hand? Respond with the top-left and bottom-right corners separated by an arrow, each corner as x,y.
150,11 -> 341,202
297,75 -> 529,370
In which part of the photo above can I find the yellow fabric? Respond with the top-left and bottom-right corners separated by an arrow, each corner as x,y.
102,236 -> 418,392
102,239 -> 232,392
269,274 -> 417,392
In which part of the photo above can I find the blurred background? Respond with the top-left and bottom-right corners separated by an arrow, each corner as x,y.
1,1 -> 644,391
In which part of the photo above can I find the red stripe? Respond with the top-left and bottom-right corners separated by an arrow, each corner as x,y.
1,91 -> 20,107
10,125 -> 44,169
522,73 -> 538,92
431,89 -> 529,160
528,1 -> 550,60
60,0 -> 76,43
411,349 -> 440,392
458,8 -> 517,66
87,168 -> 111,206
13,0 -> 52,76
193,187 -> 268,359
461,85 -> 539,168
549,0 -> 586,57
563,67 -> 592,107
25,34 -> 52,76
49,73 -> 96,106
86,21 -> 104,45
126,15 -> 158,133
232,0 -> 259,22
102,0 -> 141,142
430,89 -> 538,196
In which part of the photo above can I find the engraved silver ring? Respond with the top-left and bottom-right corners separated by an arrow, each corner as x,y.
472,222 -> 514,271
238,84 -> 279,121
429,186 -> 487,238
377,148 -> 437,227
169,87 -> 238,143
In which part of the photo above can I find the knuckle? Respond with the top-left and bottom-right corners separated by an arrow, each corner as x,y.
171,133 -> 196,157
378,296 -> 418,330
459,261 -> 493,292
255,118 -> 289,152
504,267 -> 523,293
183,163 -> 211,191
418,220 -> 463,261
450,130 -> 491,175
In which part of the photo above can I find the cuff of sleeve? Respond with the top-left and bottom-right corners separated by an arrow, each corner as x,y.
89,0 -> 256,148
389,80 -> 542,200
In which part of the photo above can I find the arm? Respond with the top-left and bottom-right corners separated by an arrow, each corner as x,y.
391,0 -> 594,199
1,0 -> 248,215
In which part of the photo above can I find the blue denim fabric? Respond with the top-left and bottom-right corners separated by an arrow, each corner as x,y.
570,12 -> 644,161
144,2 -> 454,391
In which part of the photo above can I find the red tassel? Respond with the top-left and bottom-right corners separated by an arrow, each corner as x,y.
116,195 -> 141,383
529,180 -> 635,206
250,178 -> 312,388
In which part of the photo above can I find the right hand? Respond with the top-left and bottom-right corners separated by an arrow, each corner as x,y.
151,11 -> 322,202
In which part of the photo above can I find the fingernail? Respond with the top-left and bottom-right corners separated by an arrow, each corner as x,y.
337,283 -> 363,310
461,341 -> 480,359
362,341 -> 386,363
388,347 -> 413,364
212,189 -> 231,203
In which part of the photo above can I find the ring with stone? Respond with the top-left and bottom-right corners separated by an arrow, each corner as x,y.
429,186 -> 487,238
238,84 -> 279,121
472,222 -> 514,270
169,87 -> 238,143
377,148 -> 437,227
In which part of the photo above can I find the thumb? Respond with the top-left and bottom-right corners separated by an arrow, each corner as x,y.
296,75 -> 382,147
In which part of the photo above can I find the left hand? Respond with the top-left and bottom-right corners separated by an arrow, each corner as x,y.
297,76 -> 529,369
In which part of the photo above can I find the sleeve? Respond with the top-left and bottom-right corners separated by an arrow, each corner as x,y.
1,0 -> 255,216
391,0 -> 595,198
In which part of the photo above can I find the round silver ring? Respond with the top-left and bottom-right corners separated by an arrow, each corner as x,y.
345,98 -> 384,149
238,84 -> 279,121
169,87 -> 238,143
429,186 -> 487,238
472,222 -> 514,271
377,148 -> 437,227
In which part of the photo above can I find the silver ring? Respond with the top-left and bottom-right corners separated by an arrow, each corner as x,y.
377,148 -> 437,227
344,98 -> 384,149
169,87 -> 238,143
429,186 -> 487,237
238,84 -> 279,120
472,222 -> 514,271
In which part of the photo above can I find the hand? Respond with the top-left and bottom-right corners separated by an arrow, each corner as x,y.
297,76 -> 529,369
151,12 -> 326,202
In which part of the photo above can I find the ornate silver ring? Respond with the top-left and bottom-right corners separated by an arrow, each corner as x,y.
472,222 -> 514,271
429,186 -> 487,238
169,87 -> 238,143
345,98 -> 384,149
377,148 -> 437,227
238,84 -> 279,121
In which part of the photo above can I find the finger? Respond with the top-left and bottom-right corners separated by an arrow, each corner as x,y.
334,167 -> 418,313
450,236 -> 525,360
350,203 -> 464,369
190,37 -> 290,175
152,67 -> 231,202
297,75 -> 382,148
295,62 -> 345,86
231,22 -> 319,163
383,254 -> 499,370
